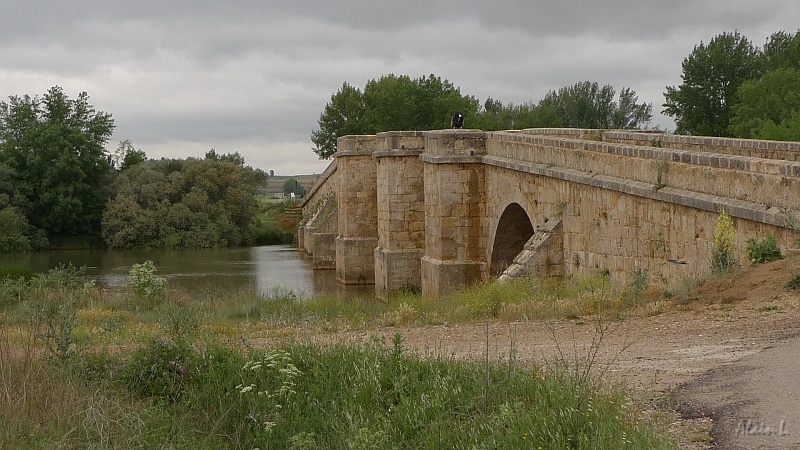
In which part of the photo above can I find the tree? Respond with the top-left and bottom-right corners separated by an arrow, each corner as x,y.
763,30 -> 800,72
311,75 -> 479,159
283,178 -> 305,196
729,68 -> 800,140
102,154 -> 261,249
311,82 -> 368,159
537,82 -> 652,129
113,139 -> 147,170
663,31 -> 762,136
0,86 -> 114,238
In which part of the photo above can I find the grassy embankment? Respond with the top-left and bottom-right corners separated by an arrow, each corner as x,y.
0,264 -> 676,449
252,174 -> 317,245
252,197 -> 302,245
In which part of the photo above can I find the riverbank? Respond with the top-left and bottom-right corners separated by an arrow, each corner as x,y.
0,265 -> 680,449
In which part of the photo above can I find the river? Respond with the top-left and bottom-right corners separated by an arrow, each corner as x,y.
0,245 -> 374,299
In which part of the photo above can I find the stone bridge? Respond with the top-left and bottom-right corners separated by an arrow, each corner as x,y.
298,128 -> 800,299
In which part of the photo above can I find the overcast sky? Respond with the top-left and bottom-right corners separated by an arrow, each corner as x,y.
2,1 -> 799,175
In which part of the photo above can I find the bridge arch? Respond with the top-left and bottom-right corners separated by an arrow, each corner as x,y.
490,202 -> 534,276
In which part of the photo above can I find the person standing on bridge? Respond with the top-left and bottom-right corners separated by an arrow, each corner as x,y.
451,111 -> 464,129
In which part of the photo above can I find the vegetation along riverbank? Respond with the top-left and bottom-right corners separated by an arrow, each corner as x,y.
0,261 -> 684,449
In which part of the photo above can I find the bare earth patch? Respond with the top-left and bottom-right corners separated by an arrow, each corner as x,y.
335,255 -> 800,449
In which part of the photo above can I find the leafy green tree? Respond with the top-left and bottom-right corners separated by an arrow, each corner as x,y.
311,75 -> 479,159
0,206 -> 46,252
311,82 -> 368,159
763,30 -> 800,72
472,98 -> 563,130
729,68 -> 800,139
0,86 -> 114,239
473,83 -> 650,132
113,140 -> 147,170
538,82 -> 652,129
283,178 -> 305,196
102,155 -> 260,249
663,31 -> 762,136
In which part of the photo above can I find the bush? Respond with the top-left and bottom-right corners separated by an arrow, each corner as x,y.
29,291 -> 82,361
623,268 -> 650,305
128,260 -> 166,300
746,234 -> 783,265
252,221 -> 295,245
120,336 -> 197,402
0,267 -> 36,282
785,269 -> 800,291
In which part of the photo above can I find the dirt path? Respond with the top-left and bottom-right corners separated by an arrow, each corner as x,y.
346,255 -> 800,449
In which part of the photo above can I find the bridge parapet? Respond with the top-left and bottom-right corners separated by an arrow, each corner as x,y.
486,131 -> 800,219
605,130 -> 800,161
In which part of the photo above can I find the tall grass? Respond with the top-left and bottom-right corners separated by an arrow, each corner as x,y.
0,265 -> 678,448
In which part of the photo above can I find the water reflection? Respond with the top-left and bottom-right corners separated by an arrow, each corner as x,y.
0,245 -> 374,299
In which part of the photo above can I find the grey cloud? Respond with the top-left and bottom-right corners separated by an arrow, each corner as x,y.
2,0 -> 800,173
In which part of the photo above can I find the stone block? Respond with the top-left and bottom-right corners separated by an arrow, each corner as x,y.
336,236 -> 378,285
312,233 -> 337,270
374,247 -> 424,299
421,256 -> 486,299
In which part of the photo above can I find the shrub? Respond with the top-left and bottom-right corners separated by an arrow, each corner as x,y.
252,221 -> 295,245
128,260 -> 166,299
120,336 -> 197,402
623,268 -> 650,305
785,268 -> 800,291
0,267 -> 36,282
746,233 -> 783,265
157,301 -> 200,341
28,291 -> 82,361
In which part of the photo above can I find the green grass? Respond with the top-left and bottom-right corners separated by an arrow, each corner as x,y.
0,266 -> 677,449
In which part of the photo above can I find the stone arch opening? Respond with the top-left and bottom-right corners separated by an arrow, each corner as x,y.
490,203 -> 534,276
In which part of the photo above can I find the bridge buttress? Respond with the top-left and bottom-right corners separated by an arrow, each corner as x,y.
374,131 -> 427,299
334,135 -> 379,284
420,130 -> 489,298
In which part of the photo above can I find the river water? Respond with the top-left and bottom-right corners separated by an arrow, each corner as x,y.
0,245 -> 374,299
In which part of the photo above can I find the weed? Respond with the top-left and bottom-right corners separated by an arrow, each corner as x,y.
651,158 -> 669,191
780,207 -> 800,246
0,267 -> 35,282
711,210 -> 738,273
785,268 -> 800,291
120,335 -> 197,402
623,268 -> 650,305
157,301 -> 200,341
28,291 -> 83,361
745,233 -> 783,265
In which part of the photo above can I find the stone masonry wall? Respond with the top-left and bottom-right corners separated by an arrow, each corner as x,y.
484,131 -> 799,285
321,128 -> 800,296
487,131 -> 800,222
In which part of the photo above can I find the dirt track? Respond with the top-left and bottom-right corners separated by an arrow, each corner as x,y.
357,255 -> 800,449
